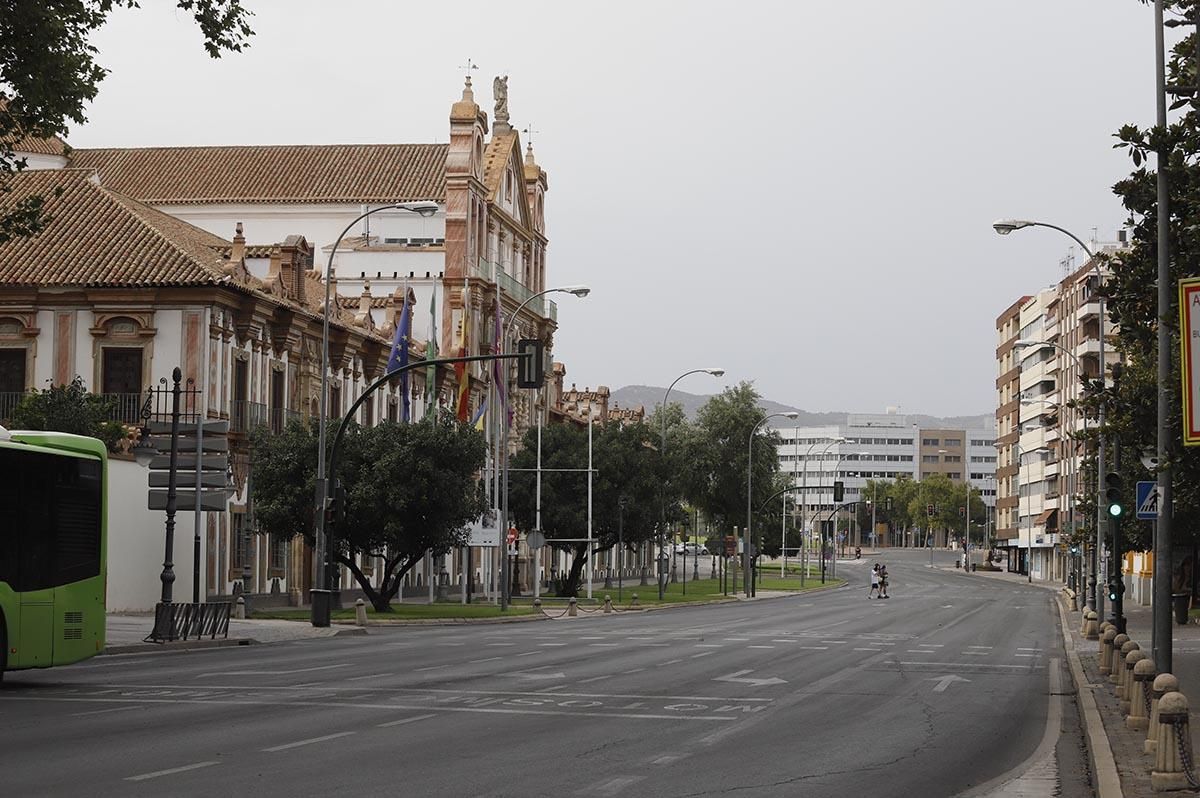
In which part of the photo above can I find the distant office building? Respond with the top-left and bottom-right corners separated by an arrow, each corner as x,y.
775,410 -> 996,545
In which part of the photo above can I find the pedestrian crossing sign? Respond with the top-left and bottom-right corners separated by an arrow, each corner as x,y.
1136,481 -> 1160,520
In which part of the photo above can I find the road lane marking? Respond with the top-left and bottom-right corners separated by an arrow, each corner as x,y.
962,651 -> 989,656
695,644 -> 723,648
580,637 -> 606,640
125,761 -> 219,781
691,652 -> 714,658
657,659 -> 684,667
1018,648 -> 1043,652
622,668 -> 645,674
1016,654 -> 1039,658
71,705 -> 141,717
798,646 -> 828,650
652,753 -> 688,765
515,651 -> 540,657
348,673 -> 395,681
905,650 -> 935,654
892,661 -> 1046,669
416,665 -> 450,672
966,645 -> 992,649
469,657 -> 503,664
917,644 -> 944,648
540,643 -> 567,646
263,732 -> 356,752
638,643 -> 670,647
724,637 -> 750,641
748,645 -> 775,650
589,643 -> 619,648
199,664 -> 349,678
820,641 -> 846,645
853,648 -> 882,652
579,675 -> 613,684
584,775 -> 646,795
772,639 -> 800,643
378,713 -> 437,728
487,643 -> 516,647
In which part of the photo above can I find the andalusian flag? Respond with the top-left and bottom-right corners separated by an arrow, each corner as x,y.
454,280 -> 471,422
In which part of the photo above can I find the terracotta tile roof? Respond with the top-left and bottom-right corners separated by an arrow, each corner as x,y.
69,143 -> 448,205
0,169 -> 235,287
8,134 -> 68,156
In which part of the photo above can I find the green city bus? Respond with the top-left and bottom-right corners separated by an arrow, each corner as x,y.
0,427 -> 107,680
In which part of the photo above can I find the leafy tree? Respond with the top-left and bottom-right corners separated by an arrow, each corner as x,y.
251,417 -> 487,611
0,1 -> 254,244
508,420 -> 662,596
1100,0 -> 1200,553
682,382 -> 781,535
9,375 -> 125,450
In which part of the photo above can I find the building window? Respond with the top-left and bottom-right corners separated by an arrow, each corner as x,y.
0,348 -> 25,420
944,438 -> 962,447
945,455 -> 962,463
101,347 -> 143,395
270,534 -> 287,572
329,384 -> 341,419
921,455 -> 940,463
922,438 -> 940,446
231,514 -> 246,570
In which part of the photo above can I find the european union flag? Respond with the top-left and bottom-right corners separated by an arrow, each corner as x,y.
387,297 -> 412,421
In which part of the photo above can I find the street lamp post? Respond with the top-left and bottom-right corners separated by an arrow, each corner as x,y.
312,201 -> 438,628
746,411 -> 799,597
994,219 -> 1105,616
799,437 -> 845,582
659,368 -> 725,600
499,284 -> 591,611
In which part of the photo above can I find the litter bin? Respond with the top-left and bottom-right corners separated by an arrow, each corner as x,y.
971,563 -> 977,572
1173,593 -> 1191,626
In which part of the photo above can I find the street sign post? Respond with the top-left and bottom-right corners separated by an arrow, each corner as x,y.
1179,277 -> 1200,445
1136,480 -> 1161,520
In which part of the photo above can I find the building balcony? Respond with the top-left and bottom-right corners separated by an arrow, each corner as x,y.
1076,299 -> 1101,323
0,391 -> 24,424
1075,338 -> 1101,360
496,270 -> 549,318
101,392 -> 149,425
230,400 -> 268,434
268,407 -> 301,434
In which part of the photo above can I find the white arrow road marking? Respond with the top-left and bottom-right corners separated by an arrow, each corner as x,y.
928,674 -> 971,693
713,670 -> 787,687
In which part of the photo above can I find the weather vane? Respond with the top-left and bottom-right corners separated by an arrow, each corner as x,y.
459,58 -> 478,83
522,124 -> 540,148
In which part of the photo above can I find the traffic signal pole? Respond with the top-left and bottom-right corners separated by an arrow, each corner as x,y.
1106,439 -> 1126,634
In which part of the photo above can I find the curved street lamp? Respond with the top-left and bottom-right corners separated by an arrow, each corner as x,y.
657,367 -> 725,599
312,200 -> 438,627
498,284 -> 591,610
746,411 -> 799,596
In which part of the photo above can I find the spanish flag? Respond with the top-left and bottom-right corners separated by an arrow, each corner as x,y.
455,281 -> 471,422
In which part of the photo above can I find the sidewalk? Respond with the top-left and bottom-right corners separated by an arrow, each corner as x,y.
104,612 -> 362,654
1065,601 -> 1200,797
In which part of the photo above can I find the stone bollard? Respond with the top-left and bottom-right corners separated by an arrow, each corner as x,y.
1147,673 -> 1180,756
235,595 -> 246,620
604,595 -> 613,614
1151,691 -> 1195,791
355,598 -> 367,627
1116,639 -> 1139,692
1129,658 -> 1157,731
1085,611 -> 1099,640
631,593 -> 639,608
1080,606 -> 1092,634
568,598 -> 578,617
1121,649 -> 1148,715
1110,634 -> 1130,683
1100,628 -> 1117,676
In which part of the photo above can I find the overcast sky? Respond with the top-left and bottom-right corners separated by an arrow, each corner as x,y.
72,0 -> 1159,418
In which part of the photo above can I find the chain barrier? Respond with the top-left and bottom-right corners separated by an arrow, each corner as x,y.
535,604 -> 571,619
1171,715 -> 1200,789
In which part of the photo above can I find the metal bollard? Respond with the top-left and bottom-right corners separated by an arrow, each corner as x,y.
1128,658 -> 1157,731
1151,691 -> 1196,792
235,595 -> 246,620
604,595 -> 613,614
631,593 -> 639,608
1120,649 -> 1147,715
1100,628 -> 1117,676
1147,673 -> 1180,756
1085,611 -> 1099,640
1110,634 -> 1130,683
568,598 -> 577,617
355,598 -> 367,627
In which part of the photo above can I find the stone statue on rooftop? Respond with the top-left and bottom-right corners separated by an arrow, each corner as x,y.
494,75 -> 509,126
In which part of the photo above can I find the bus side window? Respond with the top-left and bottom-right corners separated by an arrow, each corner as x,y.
0,450 -> 17,586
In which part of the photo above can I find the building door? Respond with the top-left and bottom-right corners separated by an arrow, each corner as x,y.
101,348 -> 143,423
270,370 -> 285,433
0,348 -> 25,421
232,359 -> 248,431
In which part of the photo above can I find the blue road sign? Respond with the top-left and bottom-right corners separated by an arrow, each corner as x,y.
1136,481 -> 1160,520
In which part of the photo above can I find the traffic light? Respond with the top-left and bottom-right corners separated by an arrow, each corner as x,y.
833,481 -> 844,502
323,494 -> 339,529
1105,471 -> 1124,518
885,497 -> 893,511
1107,578 -> 1125,603
926,503 -> 934,516
959,506 -> 965,518
1069,544 -> 1080,556
516,338 -> 546,388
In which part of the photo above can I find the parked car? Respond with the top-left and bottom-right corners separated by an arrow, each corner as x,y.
674,542 -> 706,557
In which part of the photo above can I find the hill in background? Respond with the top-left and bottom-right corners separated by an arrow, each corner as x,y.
610,385 -> 992,431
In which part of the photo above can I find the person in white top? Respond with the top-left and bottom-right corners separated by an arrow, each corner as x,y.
868,563 -> 880,599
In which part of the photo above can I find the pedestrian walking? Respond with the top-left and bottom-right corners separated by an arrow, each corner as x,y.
879,565 -> 890,599
868,563 -> 880,598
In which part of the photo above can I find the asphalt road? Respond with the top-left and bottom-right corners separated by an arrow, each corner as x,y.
0,550 -> 1088,797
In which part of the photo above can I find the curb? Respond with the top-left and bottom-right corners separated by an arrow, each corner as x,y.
1055,594 -> 1123,798
102,638 -> 254,655
341,614 -> 548,627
